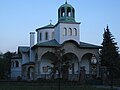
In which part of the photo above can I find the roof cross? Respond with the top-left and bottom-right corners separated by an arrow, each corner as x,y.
50,20 -> 52,24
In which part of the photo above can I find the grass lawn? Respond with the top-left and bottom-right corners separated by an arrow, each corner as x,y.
0,81 -> 111,90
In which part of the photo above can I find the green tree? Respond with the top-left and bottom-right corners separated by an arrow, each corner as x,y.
52,47 -> 71,80
100,25 -> 119,89
0,51 -> 14,79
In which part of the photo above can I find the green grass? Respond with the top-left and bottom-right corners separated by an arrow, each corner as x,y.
0,82 -> 110,90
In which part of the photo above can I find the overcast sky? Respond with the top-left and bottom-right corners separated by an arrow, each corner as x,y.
0,0 -> 120,53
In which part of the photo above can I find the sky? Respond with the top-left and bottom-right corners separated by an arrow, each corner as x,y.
0,0 -> 120,53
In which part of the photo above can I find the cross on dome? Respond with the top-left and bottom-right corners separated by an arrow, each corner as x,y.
50,20 -> 52,24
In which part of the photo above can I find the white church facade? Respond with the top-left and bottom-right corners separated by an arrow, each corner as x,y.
11,2 -> 101,80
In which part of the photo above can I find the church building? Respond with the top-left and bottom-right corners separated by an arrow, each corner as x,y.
11,1 -> 101,80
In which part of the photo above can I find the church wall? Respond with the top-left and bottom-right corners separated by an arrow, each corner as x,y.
11,58 -> 22,80
37,28 -> 54,43
61,42 -> 100,75
55,24 -> 60,43
22,53 -> 29,64
55,23 -> 80,44
32,41 -> 100,80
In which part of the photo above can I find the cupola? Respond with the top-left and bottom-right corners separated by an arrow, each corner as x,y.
58,1 -> 75,23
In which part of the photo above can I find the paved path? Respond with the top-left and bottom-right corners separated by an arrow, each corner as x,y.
93,85 -> 120,90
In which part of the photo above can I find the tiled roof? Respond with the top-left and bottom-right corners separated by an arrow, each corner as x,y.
36,23 -> 54,31
18,46 -> 30,53
33,39 -> 101,49
80,42 -> 102,49
34,39 -> 61,47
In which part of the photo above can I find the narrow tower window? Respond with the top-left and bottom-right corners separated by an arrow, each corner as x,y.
61,7 -> 65,17
63,27 -> 67,36
67,7 -> 71,16
74,28 -> 77,36
68,28 -> 72,36
15,61 -> 19,67
40,32 -> 42,41
45,32 -> 48,40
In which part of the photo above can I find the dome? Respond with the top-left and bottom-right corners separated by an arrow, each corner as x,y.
58,2 -> 75,23
59,2 -> 73,9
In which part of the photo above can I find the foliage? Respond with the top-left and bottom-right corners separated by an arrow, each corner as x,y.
51,47 -> 71,80
100,25 -> 120,78
100,25 -> 120,90
0,51 -> 14,79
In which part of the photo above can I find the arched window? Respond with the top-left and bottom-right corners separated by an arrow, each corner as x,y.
52,32 -> 54,39
62,12 -> 65,17
68,28 -> 72,36
63,27 -> 67,36
15,61 -> 19,67
40,32 -> 42,41
45,32 -> 48,40
68,12 -> 71,16
74,28 -> 77,36
67,7 -> 71,16
61,7 -> 65,17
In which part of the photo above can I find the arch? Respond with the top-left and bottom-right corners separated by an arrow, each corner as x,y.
45,32 -> 48,40
62,40 -> 79,47
62,53 -> 79,80
28,66 -> 35,80
63,27 -> 67,36
40,52 -> 57,79
15,61 -> 19,67
81,53 -> 98,78
68,28 -> 72,36
67,7 -> 71,16
40,32 -> 42,41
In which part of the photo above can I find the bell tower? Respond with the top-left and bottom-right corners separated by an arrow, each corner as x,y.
58,1 -> 75,23
54,2 -> 80,44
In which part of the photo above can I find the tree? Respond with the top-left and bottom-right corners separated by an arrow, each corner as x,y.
0,51 -> 14,79
100,25 -> 119,89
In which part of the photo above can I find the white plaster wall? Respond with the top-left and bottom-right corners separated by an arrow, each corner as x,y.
55,23 -> 80,44
37,28 -> 54,43
31,50 -> 35,62
11,58 -> 22,80
54,24 -> 60,43
22,53 -> 29,64
11,68 -> 22,79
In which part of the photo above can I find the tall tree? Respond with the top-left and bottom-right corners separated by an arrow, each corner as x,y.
100,25 -> 119,89
0,51 -> 14,79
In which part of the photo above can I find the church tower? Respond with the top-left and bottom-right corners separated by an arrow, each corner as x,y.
54,1 -> 80,44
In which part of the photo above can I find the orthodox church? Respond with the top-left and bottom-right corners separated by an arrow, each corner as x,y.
11,1 -> 101,80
